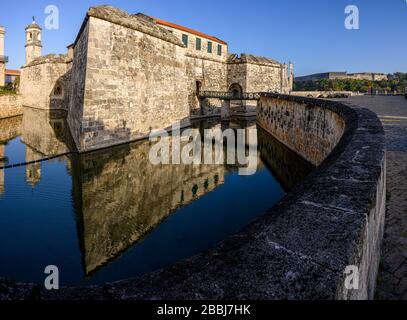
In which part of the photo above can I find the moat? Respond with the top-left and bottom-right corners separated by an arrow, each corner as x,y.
0,108 -> 313,286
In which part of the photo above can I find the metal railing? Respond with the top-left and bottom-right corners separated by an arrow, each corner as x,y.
0,55 -> 8,63
199,91 -> 261,100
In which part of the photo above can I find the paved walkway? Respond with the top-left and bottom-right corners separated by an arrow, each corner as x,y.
340,96 -> 407,300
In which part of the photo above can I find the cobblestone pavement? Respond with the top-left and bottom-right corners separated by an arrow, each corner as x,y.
338,96 -> 407,300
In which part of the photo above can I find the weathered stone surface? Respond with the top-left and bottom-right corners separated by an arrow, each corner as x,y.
335,96 -> 407,300
228,54 -> 292,93
68,13 -> 190,152
85,6 -> 183,47
67,21 -> 89,152
0,94 -> 23,119
20,55 -> 72,110
257,96 -> 346,166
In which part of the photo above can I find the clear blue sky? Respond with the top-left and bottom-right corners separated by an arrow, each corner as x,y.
1,0 -> 406,76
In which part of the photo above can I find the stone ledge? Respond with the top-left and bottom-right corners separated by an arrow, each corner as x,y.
0,94 -> 386,300
73,5 -> 184,48
22,54 -> 72,68
227,53 -> 282,68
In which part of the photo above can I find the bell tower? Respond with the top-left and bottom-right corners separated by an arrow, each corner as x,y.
25,17 -> 42,65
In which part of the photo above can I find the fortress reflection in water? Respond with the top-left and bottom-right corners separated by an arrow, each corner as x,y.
0,108 -> 313,283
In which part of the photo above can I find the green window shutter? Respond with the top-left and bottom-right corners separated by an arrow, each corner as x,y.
207,41 -> 212,53
217,44 -> 222,56
196,38 -> 201,51
182,34 -> 188,47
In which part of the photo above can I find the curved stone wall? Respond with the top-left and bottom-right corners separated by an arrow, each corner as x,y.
0,94 -> 386,300
257,95 -> 345,166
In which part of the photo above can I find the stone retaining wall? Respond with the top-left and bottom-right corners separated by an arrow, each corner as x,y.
257,95 -> 345,166
0,94 -> 386,300
0,94 -> 23,119
256,94 -> 386,299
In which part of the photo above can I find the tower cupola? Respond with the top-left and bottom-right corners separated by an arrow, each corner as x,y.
25,17 -> 42,65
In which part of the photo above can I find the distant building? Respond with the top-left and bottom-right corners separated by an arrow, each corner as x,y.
295,72 -> 388,82
5,69 -> 20,84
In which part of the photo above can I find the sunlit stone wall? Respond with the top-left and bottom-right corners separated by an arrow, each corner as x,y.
187,56 -> 228,117
20,55 -> 72,110
0,95 -> 22,119
68,6 -> 190,152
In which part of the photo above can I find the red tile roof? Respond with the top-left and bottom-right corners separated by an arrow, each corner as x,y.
5,69 -> 20,76
151,17 -> 228,46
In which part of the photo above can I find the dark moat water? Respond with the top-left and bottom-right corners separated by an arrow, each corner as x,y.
0,108 -> 314,286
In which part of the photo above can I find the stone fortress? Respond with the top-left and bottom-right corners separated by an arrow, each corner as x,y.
17,5 -> 293,152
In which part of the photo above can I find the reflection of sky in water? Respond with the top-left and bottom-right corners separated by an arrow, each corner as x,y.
0,116 -> 313,286
2,137 -> 27,165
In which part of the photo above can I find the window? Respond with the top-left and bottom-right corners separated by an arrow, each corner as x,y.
196,38 -> 201,51
53,84 -> 63,98
182,34 -> 188,47
217,44 -> 222,56
207,41 -> 212,54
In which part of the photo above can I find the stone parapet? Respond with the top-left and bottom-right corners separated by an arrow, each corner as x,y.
74,5 -> 183,48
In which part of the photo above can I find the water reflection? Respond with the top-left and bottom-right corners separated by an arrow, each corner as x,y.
20,107 -> 73,157
0,107 -> 314,284
72,140 -> 228,275
257,128 -> 314,191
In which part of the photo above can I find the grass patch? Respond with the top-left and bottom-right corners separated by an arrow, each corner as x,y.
0,87 -> 16,95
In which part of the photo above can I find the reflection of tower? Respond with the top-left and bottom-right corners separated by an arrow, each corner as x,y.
0,25 -> 6,87
25,146 -> 41,187
0,144 -> 5,195
25,17 -> 42,65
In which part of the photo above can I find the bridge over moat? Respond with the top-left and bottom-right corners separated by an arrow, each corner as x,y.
197,91 -> 263,119
199,91 -> 261,101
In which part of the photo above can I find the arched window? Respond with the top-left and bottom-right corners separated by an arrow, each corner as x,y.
229,83 -> 243,99
53,83 -> 63,98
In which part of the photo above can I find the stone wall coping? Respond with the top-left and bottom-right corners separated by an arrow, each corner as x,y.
22,54 -> 72,68
0,94 -> 386,300
73,5 -> 184,49
228,53 -> 282,68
